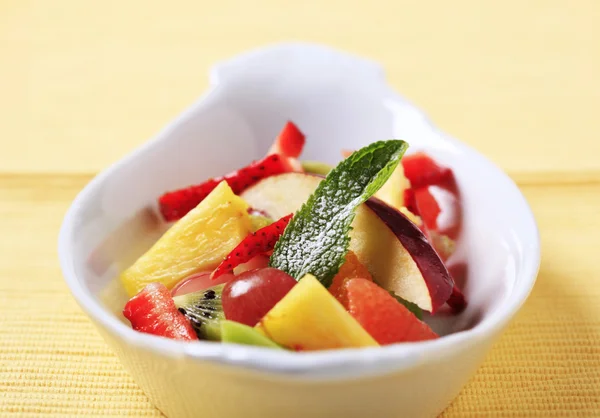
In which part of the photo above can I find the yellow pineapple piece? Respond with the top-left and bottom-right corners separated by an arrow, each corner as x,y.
256,275 -> 378,351
400,206 -> 423,226
120,181 -> 252,296
375,163 -> 410,210
375,164 -> 423,226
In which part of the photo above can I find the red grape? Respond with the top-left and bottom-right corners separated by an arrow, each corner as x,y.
222,267 -> 296,326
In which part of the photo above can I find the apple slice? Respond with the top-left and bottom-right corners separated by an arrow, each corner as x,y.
364,198 -> 454,311
240,173 -> 454,312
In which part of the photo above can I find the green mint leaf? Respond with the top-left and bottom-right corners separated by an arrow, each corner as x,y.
390,292 -> 424,320
269,140 -> 408,287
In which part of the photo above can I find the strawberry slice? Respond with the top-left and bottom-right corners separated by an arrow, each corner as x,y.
403,188 -> 418,216
123,283 -> 198,341
413,187 -> 441,232
159,154 -> 297,221
212,214 -> 293,280
402,152 -> 454,190
267,121 -> 306,158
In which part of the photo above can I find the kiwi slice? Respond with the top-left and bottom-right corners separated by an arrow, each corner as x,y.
173,285 -> 225,341
301,160 -> 333,176
249,214 -> 273,232
220,320 -> 282,349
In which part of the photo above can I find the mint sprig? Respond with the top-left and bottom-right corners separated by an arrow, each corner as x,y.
269,140 -> 408,287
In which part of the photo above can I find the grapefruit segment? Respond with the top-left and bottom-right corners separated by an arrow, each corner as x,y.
342,278 -> 438,345
329,251 -> 373,307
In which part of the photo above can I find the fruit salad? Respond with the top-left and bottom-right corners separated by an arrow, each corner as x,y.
120,122 -> 467,350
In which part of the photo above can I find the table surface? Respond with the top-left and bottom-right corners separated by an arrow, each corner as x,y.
1,1 -> 599,416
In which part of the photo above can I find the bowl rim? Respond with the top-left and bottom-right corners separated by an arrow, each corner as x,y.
58,42 -> 541,379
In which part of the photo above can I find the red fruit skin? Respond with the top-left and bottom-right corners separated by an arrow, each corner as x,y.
447,285 -> 467,313
222,268 -> 297,327
446,262 -> 468,313
212,214 -> 293,280
268,121 -> 306,159
123,283 -> 198,341
343,278 -> 438,345
159,154 -> 297,221
402,152 -> 453,190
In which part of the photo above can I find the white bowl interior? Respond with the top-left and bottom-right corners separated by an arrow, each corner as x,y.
63,44 -> 539,366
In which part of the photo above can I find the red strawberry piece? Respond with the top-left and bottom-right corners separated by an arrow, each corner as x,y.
403,188 -> 419,215
402,152 -> 454,189
342,278 -> 438,345
123,283 -> 198,341
422,186 -> 461,238
212,214 -> 293,280
403,153 -> 466,311
159,154 -> 297,221
403,153 -> 461,238
267,121 -> 306,159
414,187 -> 441,231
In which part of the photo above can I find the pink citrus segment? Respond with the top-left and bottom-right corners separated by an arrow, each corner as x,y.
343,278 -> 438,345
329,251 -> 373,307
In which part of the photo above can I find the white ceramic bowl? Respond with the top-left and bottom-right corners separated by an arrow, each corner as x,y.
58,43 -> 540,418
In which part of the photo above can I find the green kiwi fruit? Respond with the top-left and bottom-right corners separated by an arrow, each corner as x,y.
173,284 -> 225,341
220,320 -> 282,349
249,214 -> 273,232
301,160 -> 333,176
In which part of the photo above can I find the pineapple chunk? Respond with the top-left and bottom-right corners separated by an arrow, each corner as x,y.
374,163 -> 410,210
400,206 -> 423,226
256,275 -> 378,350
375,164 -> 423,226
120,181 -> 252,296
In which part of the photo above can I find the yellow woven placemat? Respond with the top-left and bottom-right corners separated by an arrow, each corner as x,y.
1,176 -> 599,417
